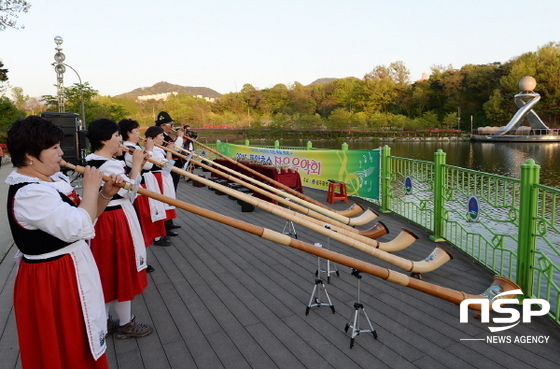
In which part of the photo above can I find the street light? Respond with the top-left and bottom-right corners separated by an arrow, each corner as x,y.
52,36 -> 86,128
53,36 -> 65,112
52,62 -> 86,128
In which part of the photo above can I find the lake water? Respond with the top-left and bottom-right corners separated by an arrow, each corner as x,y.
241,139 -> 560,189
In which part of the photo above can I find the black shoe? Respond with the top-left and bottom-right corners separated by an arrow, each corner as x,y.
167,230 -> 179,237
153,238 -> 171,246
169,223 -> 181,229
147,265 -> 155,273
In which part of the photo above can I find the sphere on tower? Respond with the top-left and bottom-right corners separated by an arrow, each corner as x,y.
519,76 -> 537,92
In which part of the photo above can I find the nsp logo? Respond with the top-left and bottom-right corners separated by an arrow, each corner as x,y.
460,289 -> 550,332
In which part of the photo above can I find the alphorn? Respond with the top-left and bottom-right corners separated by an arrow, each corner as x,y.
185,136 -> 364,216
179,160 -> 418,253
142,143 -> 419,252
64,161 -> 520,310
150,140 -> 377,227
129,144 -> 418,250
183,148 -> 373,226
119,153 -> 449,274
169,140 -> 365,216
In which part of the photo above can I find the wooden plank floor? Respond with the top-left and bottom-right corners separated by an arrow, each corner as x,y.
0,167 -> 559,369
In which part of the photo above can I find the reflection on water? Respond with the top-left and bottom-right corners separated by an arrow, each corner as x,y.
247,139 -> 560,189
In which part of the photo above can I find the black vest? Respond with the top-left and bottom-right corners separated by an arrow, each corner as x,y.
7,182 -> 76,256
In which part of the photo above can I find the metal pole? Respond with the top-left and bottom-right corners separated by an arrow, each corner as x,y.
63,63 -> 86,127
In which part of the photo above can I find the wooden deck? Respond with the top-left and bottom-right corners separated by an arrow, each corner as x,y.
0,167 -> 559,369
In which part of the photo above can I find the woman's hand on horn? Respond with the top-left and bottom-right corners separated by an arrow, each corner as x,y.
82,166 -> 105,195
131,148 -> 148,166
144,137 -> 154,152
101,173 -> 124,197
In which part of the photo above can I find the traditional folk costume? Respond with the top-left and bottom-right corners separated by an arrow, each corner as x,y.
163,131 -> 183,189
122,141 -> 166,247
6,171 -> 109,369
151,146 -> 178,222
85,154 -> 148,303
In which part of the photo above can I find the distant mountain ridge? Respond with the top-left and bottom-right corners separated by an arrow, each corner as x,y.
116,81 -> 222,99
116,78 -> 342,100
309,78 -> 338,85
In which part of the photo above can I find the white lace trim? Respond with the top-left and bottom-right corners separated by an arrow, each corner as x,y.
5,171 -> 73,195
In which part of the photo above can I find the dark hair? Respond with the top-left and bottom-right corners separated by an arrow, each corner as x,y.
86,118 -> 119,152
7,116 -> 65,168
118,119 -> 140,141
145,125 -> 163,139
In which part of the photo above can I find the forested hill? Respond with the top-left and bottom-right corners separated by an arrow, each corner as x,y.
116,81 -> 222,99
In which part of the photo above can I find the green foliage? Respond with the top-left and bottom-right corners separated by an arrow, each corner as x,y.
41,83 -> 130,123
326,108 -> 353,130
0,96 -> 26,139
483,89 -> 511,124
0,60 -> 7,82
443,112 -> 458,129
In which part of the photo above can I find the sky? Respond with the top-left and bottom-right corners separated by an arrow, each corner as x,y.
1,0 -> 560,99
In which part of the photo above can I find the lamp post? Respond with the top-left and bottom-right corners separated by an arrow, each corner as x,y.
52,36 -> 86,127
61,63 -> 86,128
53,36 -> 65,113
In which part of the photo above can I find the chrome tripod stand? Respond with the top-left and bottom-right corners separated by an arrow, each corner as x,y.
282,219 -> 297,239
318,224 -> 339,283
305,243 -> 335,315
344,269 -> 377,348
281,198 -> 297,239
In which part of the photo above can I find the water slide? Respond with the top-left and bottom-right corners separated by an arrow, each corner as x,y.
495,93 -> 549,135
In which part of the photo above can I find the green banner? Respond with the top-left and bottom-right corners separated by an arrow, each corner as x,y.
216,142 -> 380,200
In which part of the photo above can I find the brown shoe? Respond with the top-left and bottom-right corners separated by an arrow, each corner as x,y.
115,316 -> 153,340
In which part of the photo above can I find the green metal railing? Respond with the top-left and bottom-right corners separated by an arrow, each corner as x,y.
380,145 -> 560,324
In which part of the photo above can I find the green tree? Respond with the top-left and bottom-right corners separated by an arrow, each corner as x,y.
0,96 -> 25,137
0,60 -> 7,82
11,86 -> 28,108
331,78 -> 361,112
292,113 -> 324,130
326,108 -> 353,130
483,89 -> 511,124
443,112 -> 458,129
258,84 -> 289,115
287,82 -> 316,115
41,83 -> 130,123
164,94 -> 212,126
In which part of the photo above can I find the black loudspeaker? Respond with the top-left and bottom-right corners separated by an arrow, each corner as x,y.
41,112 -> 84,165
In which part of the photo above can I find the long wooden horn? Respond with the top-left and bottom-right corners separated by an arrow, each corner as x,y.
63,161 -> 518,309
171,140 -> 363,214
114,154 -> 447,274
129,145 -> 417,252
150,141 -> 377,227
140,143 -> 418,252
177,147 -> 418,249
188,155 -> 378,230
191,149 -> 367,218
186,137 -> 363,215
196,162 -> 418,254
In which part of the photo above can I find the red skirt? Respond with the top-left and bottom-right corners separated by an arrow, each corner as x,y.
153,172 -> 177,220
14,255 -> 109,369
90,208 -> 148,302
134,188 -> 166,247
